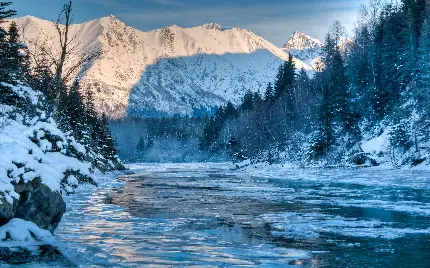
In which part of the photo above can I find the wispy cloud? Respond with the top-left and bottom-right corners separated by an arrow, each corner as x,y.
118,0 -> 367,45
13,0 -> 369,46
148,0 -> 183,6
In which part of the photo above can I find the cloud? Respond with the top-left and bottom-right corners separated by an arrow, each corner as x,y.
15,0 -> 369,46
148,0 -> 183,6
118,0 -> 367,45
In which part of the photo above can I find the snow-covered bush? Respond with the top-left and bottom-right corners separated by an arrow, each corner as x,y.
0,82 -> 96,209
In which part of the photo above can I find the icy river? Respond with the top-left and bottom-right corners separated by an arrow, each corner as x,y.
42,164 -> 430,267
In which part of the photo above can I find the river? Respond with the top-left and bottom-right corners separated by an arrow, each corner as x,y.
50,163 -> 430,267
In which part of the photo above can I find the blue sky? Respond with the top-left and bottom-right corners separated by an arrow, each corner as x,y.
12,0 -> 368,46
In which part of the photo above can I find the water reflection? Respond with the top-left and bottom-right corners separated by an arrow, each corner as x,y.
55,165 -> 430,267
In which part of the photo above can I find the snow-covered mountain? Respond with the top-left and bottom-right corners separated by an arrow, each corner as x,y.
282,31 -> 323,70
13,15 -> 311,118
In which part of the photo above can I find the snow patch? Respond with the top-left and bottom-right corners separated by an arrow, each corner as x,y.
263,212 -> 430,240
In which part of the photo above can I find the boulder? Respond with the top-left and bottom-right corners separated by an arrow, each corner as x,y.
0,199 -> 17,226
349,153 -> 379,166
0,178 -> 66,232
0,245 -> 66,265
0,218 -> 73,266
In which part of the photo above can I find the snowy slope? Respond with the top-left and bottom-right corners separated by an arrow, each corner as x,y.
0,82 -> 94,205
13,16 -> 311,118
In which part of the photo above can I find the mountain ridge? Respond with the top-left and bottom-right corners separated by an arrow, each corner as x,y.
12,15 -> 313,118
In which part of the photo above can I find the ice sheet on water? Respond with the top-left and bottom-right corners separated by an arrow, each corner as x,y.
262,212 -> 430,240
49,163 -> 430,266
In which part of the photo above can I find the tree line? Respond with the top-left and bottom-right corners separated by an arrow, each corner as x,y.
199,0 -> 430,166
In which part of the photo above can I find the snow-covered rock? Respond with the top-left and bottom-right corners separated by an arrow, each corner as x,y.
12,16 -> 311,118
0,218 -> 71,265
0,82 -> 95,230
0,218 -> 54,243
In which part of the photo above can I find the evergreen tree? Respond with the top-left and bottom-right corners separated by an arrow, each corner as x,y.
5,22 -> 21,72
415,10 -> 430,110
274,53 -> 295,99
402,0 -> 427,53
330,49 -> 358,136
253,91 -> 262,104
295,67 -> 313,119
264,82 -> 274,102
224,101 -> 236,118
0,2 -> 17,83
389,121 -> 412,152
311,85 -> 335,159
322,34 -> 335,69
100,113 -> 118,160
137,136 -> 146,152
371,15 -> 387,120
84,89 -> 101,154
240,90 -> 254,111
63,82 -> 90,145
226,136 -> 245,163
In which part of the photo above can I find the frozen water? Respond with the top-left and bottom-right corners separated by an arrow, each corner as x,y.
25,163 -> 430,267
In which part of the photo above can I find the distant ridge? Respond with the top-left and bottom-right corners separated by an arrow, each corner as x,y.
12,16 -> 312,118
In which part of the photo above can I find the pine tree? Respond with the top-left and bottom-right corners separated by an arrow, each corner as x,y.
224,101 -> 236,118
0,1 -> 15,22
371,16 -> 387,120
100,113 -> 118,160
253,91 -> 262,104
226,136 -> 245,163
84,89 -> 100,153
0,2 -> 17,83
322,34 -> 335,69
330,49 -> 358,135
137,136 -> 146,152
402,0 -> 427,53
264,82 -> 274,102
240,90 -> 254,111
6,22 -> 21,72
64,82 -> 89,145
415,10 -> 430,110
310,84 -> 335,159
295,67 -> 313,119
274,53 -> 295,98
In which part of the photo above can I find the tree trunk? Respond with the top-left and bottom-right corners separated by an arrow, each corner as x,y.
52,1 -> 72,120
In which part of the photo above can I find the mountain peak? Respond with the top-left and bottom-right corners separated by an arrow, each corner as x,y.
104,14 -> 120,21
99,14 -> 125,25
283,31 -> 321,51
200,23 -> 224,31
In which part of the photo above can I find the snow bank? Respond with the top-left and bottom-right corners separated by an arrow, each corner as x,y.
0,82 -> 94,205
263,212 -> 430,240
0,218 -> 67,264
361,129 -> 390,156
0,218 -> 54,244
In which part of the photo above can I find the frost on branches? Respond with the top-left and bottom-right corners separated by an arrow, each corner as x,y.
0,82 -> 96,228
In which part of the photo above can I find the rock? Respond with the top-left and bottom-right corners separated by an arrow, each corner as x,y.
0,178 -> 66,232
0,218 -> 74,266
0,198 -> 17,226
93,158 -> 126,172
0,245 -> 74,266
349,153 -> 378,166
0,247 -> 37,265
